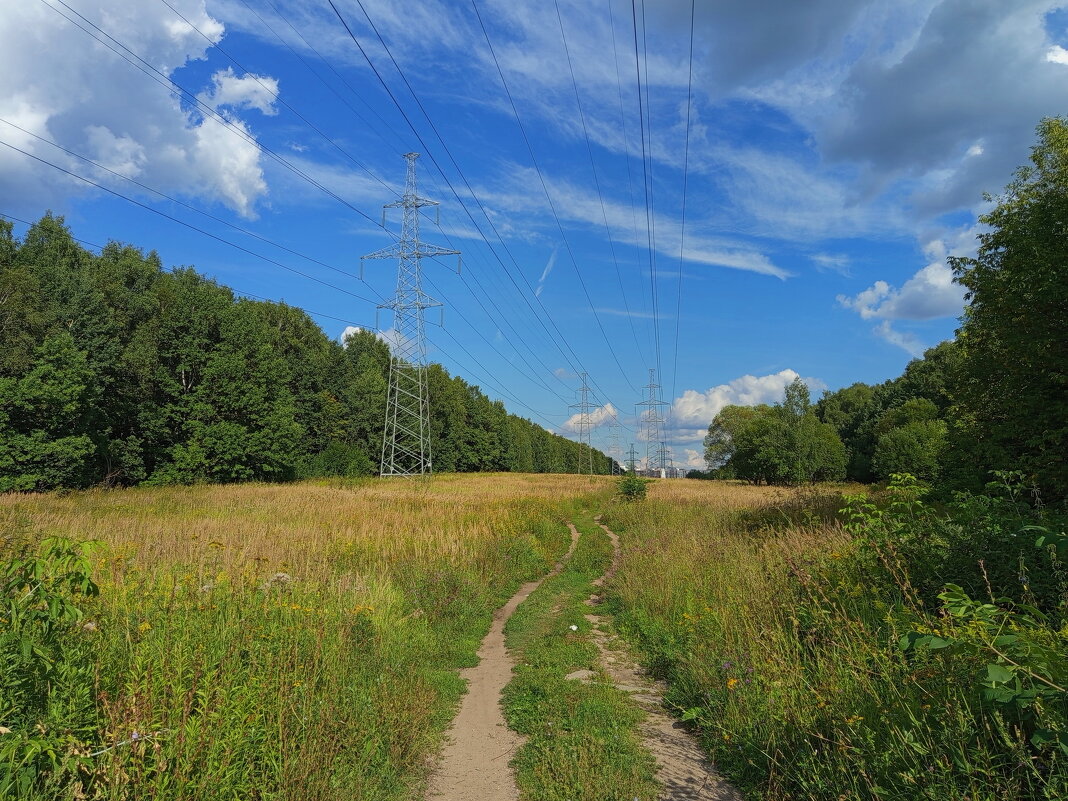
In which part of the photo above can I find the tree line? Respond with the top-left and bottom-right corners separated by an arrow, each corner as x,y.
700,118 -> 1067,505
0,215 -> 611,491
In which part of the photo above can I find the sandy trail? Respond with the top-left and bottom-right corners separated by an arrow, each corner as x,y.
587,520 -> 743,801
424,524 -> 581,801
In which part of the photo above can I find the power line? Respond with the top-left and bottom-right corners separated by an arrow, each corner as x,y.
553,0 -> 648,369
630,0 -> 662,381
2,208 -> 569,434
0,117 -> 387,303
669,0 -> 696,435
33,0 -> 588,426
327,0 -> 592,388
156,0 -> 389,198
433,327 -> 568,430
243,0 -> 408,155
470,0 -> 641,398
0,139 -> 380,306
228,1 -> 578,401
38,0 -> 389,233
422,272 -> 570,403
329,0 -> 634,420
608,0 -> 656,361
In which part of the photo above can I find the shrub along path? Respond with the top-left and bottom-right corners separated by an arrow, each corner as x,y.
424,523 -> 581,800
587,520 -> 741,801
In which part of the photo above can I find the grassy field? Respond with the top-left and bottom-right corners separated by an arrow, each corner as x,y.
6,473 -> 1064,800
606,478 -> 1068,801
0,474 -> 613,800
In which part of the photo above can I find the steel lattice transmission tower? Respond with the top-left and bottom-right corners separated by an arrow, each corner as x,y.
637,368 -> 670,477
626,443 -> 639,474
606,416 -> 624,475
569,372 -> 595,474
362,153 -> 459,477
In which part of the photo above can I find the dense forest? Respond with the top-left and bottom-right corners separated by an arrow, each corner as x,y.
700,118 -> 1068,507
0,215 -> 611,491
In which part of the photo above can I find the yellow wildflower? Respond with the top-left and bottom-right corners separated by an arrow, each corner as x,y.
727,678 -> 740,690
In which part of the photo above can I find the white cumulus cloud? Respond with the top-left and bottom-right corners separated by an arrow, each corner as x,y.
837,262 -> 965,321
0,1 -> 273,218
1046,45 -> 1068,65
200,66 -> 279,116
563,403 -> 618,433
670,369 -> 826,429
872,320 -> 925,358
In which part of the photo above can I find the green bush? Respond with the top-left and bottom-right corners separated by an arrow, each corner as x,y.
615,474 -> 651,501
0,537 -> 100,798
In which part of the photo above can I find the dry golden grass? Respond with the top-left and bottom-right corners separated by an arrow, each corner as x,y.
644,477 -> 792,509
0,473 -> 618,800
0,473 -> 613,580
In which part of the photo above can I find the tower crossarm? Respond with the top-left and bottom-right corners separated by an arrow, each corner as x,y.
361,243 -> 404,261
415,243 -> 461,258
383,194 -> 439,210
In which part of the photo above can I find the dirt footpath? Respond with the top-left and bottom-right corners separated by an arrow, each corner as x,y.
424,525 -> 580,801
587,520 -> 742,801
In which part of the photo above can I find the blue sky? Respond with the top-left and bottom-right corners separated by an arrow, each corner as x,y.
2,0 -> 1067,469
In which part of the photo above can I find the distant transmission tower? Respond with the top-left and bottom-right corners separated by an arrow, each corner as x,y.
606,416 -> 623,475
626,443 -> 639,474
362,153 -> 460,477
637,368 -> 670,478
569,372 -> 594,474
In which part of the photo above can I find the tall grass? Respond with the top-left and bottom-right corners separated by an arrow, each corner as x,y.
606,479 -> 1068,800
0,474 -> 613,800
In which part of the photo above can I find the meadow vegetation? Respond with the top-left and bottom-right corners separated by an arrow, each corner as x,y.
0,474 -> 611,799
607,477 -> 1068,800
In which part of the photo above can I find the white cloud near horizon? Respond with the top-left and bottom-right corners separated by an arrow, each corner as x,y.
837,248 -> 966,355
563,402 -> 618,433
670,369 -> 827,430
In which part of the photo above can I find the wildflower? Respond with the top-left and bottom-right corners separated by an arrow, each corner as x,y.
261,572 -> 294,591
569,624 -> 578,631
727,678 -> 739,690
138,621 -> 152,634
845,715 -> 864,726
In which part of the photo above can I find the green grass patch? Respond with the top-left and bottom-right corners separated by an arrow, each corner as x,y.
502,516 -> 658,801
